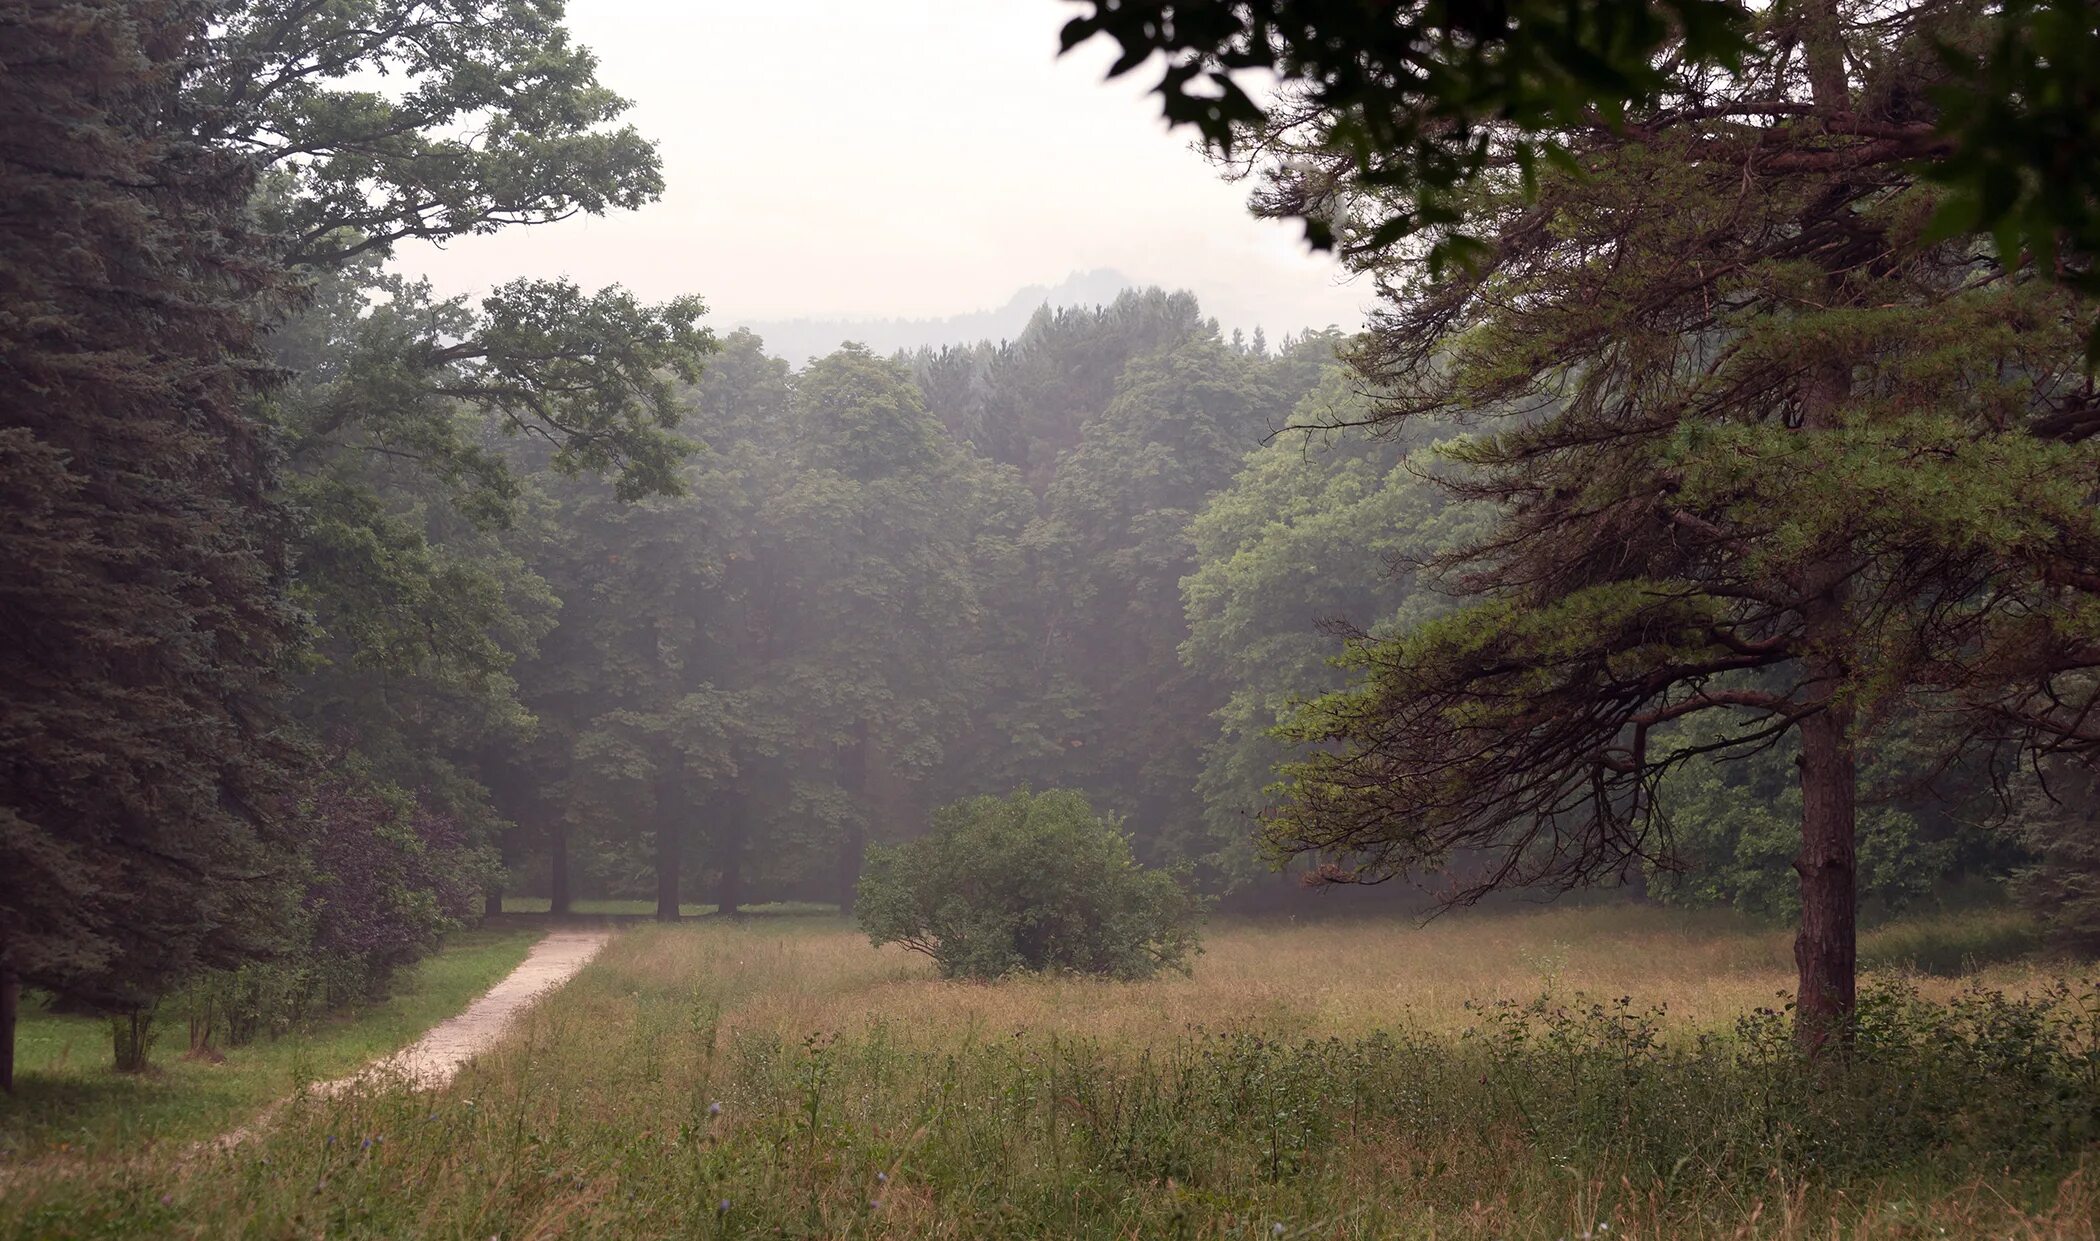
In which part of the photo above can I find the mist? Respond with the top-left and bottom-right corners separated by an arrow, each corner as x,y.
5,0 -> 2099,1234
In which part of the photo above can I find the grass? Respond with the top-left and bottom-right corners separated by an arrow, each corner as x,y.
0,928 -> 538,1163
3,906 -> 2096,1239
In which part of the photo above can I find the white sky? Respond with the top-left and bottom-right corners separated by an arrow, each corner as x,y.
387,0 -> 1370,339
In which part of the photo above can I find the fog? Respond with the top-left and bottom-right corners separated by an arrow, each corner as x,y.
7,1 -> 2097,1229
387,0 -> 1369,343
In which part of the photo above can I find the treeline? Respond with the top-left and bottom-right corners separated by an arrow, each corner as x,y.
486,294 -> 2070,930
488,296 -> 1341,915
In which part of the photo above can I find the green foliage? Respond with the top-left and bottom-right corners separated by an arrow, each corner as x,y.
1020,331 -> 1328,876
1651,717 -> 1972,919
856,790 -> 1204,980
1068,1 -> 2100,347
2,0 -> 713,1085
1182,373 -> 1482,888
1059,0 -> 1748,259
2006,757 -> 2100,954
203,0 -> 663,268
0,0 -> 303,1017
1927,0 -> 2100,355
1245,0 -> 2100,1037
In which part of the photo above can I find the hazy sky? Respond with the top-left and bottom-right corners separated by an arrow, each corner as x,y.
387,0 -> 1370,338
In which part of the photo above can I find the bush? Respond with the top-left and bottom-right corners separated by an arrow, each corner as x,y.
856,789 -> 1204,980
300,768 -> 491,1001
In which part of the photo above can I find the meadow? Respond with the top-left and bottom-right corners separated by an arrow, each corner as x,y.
3,906 -> 2097,1239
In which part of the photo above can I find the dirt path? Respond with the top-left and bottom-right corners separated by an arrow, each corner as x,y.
316,927 -> 612,1095
0,930 -> 616,1182
202,928 -> 611,1154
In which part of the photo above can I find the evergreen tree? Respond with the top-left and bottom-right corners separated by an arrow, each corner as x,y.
0,0 -> 299,1088
1261,0 -> 2100,1043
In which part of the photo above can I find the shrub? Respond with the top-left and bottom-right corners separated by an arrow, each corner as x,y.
300,768 -> 491,1001
856,789 -> 1203,980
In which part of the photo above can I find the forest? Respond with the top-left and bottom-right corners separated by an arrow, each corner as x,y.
6,0 -> 2100,1236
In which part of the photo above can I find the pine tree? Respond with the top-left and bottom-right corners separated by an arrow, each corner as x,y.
1264,0 -> 2100,1045
0,1 -> 299,1088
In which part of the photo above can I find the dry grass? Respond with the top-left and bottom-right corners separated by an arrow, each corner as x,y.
684,903 -> 2060,1045
2,905 -> 2093,1240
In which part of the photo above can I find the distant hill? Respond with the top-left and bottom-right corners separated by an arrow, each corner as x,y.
737,269 -> 1135,366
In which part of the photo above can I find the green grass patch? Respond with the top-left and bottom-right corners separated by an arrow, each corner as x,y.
0,928 -> 538,1161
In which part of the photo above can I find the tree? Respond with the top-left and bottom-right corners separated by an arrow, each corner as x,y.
198,0 -> 661,270
236,0 -> 710,936
1059,0 -> 1746,258
1061,1 -> 2100,347
1181,370 -> 1481,891
2,0 -> 711,1081
778,347 -> 986,911
906,289 -> 1214,489
272,253 -> 710,932
1025,332 -> 1294,869
0,0 -> 301,1089
1647,714 -> 1995,917
1263,0 -> 2100,1044
2007,753 -> 2100,954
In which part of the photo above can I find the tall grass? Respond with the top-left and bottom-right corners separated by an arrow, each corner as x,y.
4,908 -> 2095,1239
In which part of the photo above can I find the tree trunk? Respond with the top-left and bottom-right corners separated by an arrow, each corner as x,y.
836,821 -> 866,916
656,817 -> 682,921
1790,330 -> 1858,1049
549,821 -> 572,916
112,1006 -> 153,1073
1,966 -> 17,1094
836,726 -> 870,916
483,882 -> 503,919
1789,0 -> 1856,1038
1793,690 -> 1858,1049
655,764 -> 683,922
717,790 -> 746,918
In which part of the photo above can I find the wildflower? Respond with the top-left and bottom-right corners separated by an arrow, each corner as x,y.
707,1101 -> 721,1117
360,1137 -> 372,1151
717,1199 -> 732,1214
869,1199 -> 883,1210
324,1135 -> 335,1146
875,1171 -> 888,1185
1272,1225 -> 1286,1237
159,1194 -> 173,1207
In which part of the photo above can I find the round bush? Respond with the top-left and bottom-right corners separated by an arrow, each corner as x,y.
856,789 -> 1203,980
